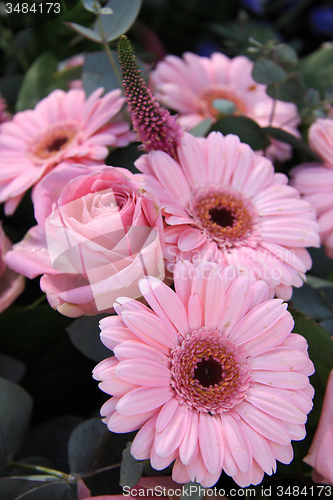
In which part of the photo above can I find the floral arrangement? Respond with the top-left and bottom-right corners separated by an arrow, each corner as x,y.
1,0 -> 333,498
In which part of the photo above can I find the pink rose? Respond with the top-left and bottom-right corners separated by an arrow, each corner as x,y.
0,223 -> 25,313
5,165 -> 165,317
304,369 -> 333,484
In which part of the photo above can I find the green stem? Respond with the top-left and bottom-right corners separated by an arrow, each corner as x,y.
24,294 -> 46,311
81,463 -> 121,478
96,15 -> 123,88
269,83 -> 279,126
6,460 -> 75,483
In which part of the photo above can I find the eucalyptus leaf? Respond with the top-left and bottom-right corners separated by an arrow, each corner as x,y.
119,442 -> 143,488
181,482 -> 205,500
298,46 -> 333,96
0,477 -> 69,500
252,58 -> 287,85
0,354 -> 26,384
82,0 -> 101,13
66,314 -> 111,362
0,75 -> 23,106
289,284 -> 332,321
83,51 -> 146,96
189,119 -> 213,138
68,418 -> 111,474
275,43 -> 299,65
0,377 -> 33,465
304,88 -> 321,108
266,81 -> 302,102
63,22 -> 102,43
93,0 -> 142,43
16,54 -> 66,112
262,127 -> 321,161
211,116 -> 268,150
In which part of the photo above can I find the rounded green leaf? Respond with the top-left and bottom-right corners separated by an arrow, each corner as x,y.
275,43 -> 299,65
66,314 -> 111,362
0,354 -> 26,384
119,442 -> 143,488
211,116 -> 268,151
93,0 -> 142,43
0,378 -> 33,465
252,58 -> 287,85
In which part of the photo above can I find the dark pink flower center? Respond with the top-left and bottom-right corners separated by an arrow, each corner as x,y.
29,121 -> 78,162
190,187 -> 259,249
171,330 -> 252,414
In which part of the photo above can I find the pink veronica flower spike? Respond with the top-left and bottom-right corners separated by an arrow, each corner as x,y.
136,131 -> 320,300
94,260 -> 314,488
0,87 -> 135,215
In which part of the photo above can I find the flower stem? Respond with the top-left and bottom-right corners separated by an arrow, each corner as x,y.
269,83 -> 278,126
6,460 -> 76,482
96,15 -> 123,88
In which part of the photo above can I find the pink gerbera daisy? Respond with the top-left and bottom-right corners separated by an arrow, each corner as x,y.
150,52 -> 300,162
290,120 -> 333,258
136,131 -> 320,300
0,87 -> 135,215
93,261 -> 314,488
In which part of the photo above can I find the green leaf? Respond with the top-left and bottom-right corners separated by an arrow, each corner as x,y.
15,54 -> 67,112
66,314 -> 111,362
266,81 -> 302,102
262,127 -> 321,161
63,22 -> 102,43
189,119 -> 213,138
0,378 -> 33,465
83,50 -> 146,96
212,99 -> 236,115
289,284 -> 332,321
275,43 -> 299,65
252,58 -> 287,85
82,0 -> 102,13
119,442 -> 143,488
21,416 -> 83,472
181,482 -> 205,500
0,75 -> 23,106
93,0 -> 142,43
68,418 -> 111,475
0,354 -> 26,384
0,477 -> 69,500
297,46 -> 333,96
211,116 -> 268,151
83,51 -> 122,95
304,88 -> 321,108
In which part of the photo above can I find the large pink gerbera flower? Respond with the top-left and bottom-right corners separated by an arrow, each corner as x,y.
150,52 -> 300,162
0,87 -> 135,215
93,261 -> 314,488
136,131 -> 320,300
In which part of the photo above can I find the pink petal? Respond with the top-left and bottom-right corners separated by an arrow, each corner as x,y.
131,414 -> 158,460
220,413 -> 252,474
156,397 -> 179,433
154,404 -> 188,457
199,413 -> 224,474
115,359 -> 171,387
179,409 -> 199,465
116,386 -> 173,415
178,228 -> 206,251
108,410 -> 157,433
114,340 -> 169,367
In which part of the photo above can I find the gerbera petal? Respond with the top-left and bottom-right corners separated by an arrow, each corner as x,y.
220,413 -> 252,474
116,386 -> 173,415
219,276 -> 252,335
179,409 -> 199,465
131,413 -> 158,460
115,359 -> 171,387
108,409 -> 157,433
236,401 -> 291,445
188,294 -> 203,331
156,397 -> 179,433
154,404 -> 188,457
199,413 -> 224,474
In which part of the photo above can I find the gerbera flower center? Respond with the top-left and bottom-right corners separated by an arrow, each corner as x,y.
171,330 -> 252,414
190,187 -> 259,249
199,86 -> 247,119
29,121 -> 78,162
